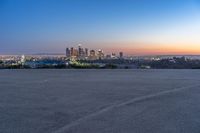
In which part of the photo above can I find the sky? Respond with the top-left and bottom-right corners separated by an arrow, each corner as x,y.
1,0 -> 200,55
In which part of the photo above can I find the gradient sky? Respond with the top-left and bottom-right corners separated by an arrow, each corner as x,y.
1,0 -> 200,55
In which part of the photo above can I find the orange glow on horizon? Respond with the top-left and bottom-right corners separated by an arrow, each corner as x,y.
103,42 -> 200,55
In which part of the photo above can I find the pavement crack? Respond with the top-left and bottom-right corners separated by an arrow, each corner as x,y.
53,84 -> 200,133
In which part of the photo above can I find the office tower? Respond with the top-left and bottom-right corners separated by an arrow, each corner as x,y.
119,52 -> 123,59
97,49 -> 104,60
78,44 -> 85,59
85,48 -> 88,57
74,49 -> 78,57
111,53 -> 116,59
70,47 -> 74,57
89,50 -> 96,60
78,44 -> 82,57
70,47 -> 78,60
66,48 -> 70,58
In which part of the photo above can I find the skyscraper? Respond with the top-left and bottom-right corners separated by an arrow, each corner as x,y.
78,44 -> 85,59
70,47 -> 74,56
85,48 -> 88,57
111,53 -> 116,59
89,50 -> 96,60
97,49 -> 104,60
70,47 -> 78,60
78,44 -> 82,57
119,52 -> 123,59
66,48 -> 70,58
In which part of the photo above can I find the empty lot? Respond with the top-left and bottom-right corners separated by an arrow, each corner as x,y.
0,69 -> 200,133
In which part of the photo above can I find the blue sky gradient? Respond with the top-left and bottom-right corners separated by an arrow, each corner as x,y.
1,0 -> 200,55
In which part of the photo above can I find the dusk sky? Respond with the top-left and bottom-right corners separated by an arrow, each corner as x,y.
1,0 -> 200,55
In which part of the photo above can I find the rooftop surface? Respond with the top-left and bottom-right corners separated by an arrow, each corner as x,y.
0,69 -> 200,133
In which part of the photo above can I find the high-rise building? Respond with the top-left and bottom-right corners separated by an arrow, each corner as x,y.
65,45 -> 108,60
111,53 -> 116,59
119,52 -> 123,59
89,50 -> 96,60
85,48 -> 88,57
74,49 -> 78,57
97,49 -> 104,60
70,47 -> 74,56
66,48 -> 70,58
78,44 -> 82,56
70,47 -> 78,60
78,44 -> 85,59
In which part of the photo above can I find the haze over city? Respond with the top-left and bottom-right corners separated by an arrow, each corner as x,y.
1,0 -> 200,55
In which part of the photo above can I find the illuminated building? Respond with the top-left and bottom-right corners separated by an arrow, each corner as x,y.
85,48 -> 88,57
111,53 -> 117,59
89,50 -> 96,60
65,44 -> 124,60
66,48 -> 70,58
97,49 -> 104,60
21,55 -> 26,65
78,44 -> 84,58
70,47 -> 78,60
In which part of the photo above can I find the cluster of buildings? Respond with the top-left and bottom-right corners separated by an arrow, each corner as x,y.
66,44 -> 124,60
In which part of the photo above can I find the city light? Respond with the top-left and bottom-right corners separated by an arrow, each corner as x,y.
66,44 -> 124,61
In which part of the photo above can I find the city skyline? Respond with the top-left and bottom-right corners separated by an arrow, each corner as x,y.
1,0 -> 200,55
65,44 -> 124,60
